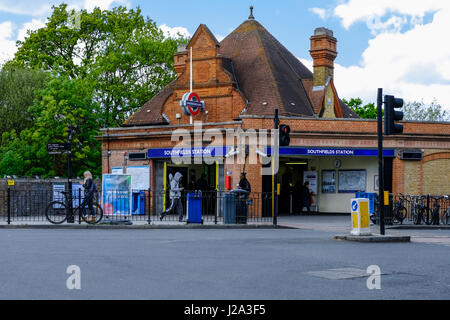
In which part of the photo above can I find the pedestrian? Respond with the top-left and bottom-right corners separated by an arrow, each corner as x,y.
160,172 -> 185,222
82,171 -> 97,222
238,172 -> 251,193
299,181 -> 313,215
195,173 -> 209,192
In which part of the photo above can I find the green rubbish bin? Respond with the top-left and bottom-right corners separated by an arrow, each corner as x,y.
223,192 -> 236,224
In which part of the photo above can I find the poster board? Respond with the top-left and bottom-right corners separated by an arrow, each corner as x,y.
126,166 -> 150,190
322,170 -> 336,193
102,174 -> 132,216
111,166 -> 150,191
338,170 -> 366,193
303,171 -> 318,194
303,171 -> 318,212
52,182 -> 84,208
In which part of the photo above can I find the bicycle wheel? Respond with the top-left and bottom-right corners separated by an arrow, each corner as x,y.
45,201 -> 68,224
414,209 -> 424,225
396,206 -> 407,224
80,203 -> 103,225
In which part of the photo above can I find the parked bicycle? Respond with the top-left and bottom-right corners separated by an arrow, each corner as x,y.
45,191 -> 103,224
392,194 -> 407,224
440,195 -> 450,225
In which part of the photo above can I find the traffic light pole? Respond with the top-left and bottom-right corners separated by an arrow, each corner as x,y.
273,109 -> 280,226
377,89 -> 385,235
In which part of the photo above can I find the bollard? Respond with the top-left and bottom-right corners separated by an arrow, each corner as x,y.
351,198 -> 371,236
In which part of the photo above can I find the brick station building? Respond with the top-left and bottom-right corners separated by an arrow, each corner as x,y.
100,13 -> 450,214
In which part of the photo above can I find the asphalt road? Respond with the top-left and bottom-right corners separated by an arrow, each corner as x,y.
0,228 -> 449,300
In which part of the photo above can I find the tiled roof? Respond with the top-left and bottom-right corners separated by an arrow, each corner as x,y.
123,81 -> 175,126
219,19 -> 315,117
123,19 -> 358,126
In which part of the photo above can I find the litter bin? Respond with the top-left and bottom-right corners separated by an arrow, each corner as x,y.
232,189 -> 249,224
187,192 -> 203,224
132,191 -> 145,215
223,192 -> 236,224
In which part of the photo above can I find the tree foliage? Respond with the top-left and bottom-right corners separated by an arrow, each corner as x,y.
0,4 -> 188,177
0,74 -> 101,177
7,3 -> 187,127
343,98 -> 378,119
0,68 -> 47,137
403,100 -> 449,122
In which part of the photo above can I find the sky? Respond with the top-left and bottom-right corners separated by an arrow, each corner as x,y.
0,0 -> 449,110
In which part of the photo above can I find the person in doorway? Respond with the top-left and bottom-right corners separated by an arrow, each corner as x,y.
238,172 -> 251,193
82,171 -> 97,222
299,181 -> 314,215
195,173 -> 209,192
160,172 -> 185,222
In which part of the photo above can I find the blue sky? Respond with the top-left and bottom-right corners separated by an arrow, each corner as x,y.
1,0 -> 449,109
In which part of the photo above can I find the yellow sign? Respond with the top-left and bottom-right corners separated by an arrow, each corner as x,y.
277,183 -> 281,195
384,191 -> 390,206
360,201 -> 369,229
7,180 -> 15,186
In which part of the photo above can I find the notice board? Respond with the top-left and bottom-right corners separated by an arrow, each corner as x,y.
338,170 -> 366,193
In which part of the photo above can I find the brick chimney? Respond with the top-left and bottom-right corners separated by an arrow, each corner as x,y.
174,45 -> 188,77
309,28 -> 337,87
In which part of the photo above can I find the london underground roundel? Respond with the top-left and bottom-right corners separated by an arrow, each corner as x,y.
180,92 -> 205,116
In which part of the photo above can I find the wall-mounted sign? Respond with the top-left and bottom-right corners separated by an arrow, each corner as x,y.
180,92 -> 205,116
267,147 -> 396,158
148,147 -> 228,159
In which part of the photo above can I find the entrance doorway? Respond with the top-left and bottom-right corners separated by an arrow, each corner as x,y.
262,158 -> 308,215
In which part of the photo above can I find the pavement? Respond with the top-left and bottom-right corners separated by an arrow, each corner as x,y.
0,214 -> 449,299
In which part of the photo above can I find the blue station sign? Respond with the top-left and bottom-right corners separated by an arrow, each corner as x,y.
148,146 -> 228,159
267,147 -> 396,157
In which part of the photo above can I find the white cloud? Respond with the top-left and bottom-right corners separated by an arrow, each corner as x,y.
17,19 -> 46,42
309,7 -> 327,20
302,1 -> 450,110
159,24 -> 191,39
84,0 -> 130,11
0,1 -> 51,16
0,21 -> 17,66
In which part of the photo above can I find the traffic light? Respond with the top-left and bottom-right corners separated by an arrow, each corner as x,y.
384,95 -> 404,135
279,125 -> 291,146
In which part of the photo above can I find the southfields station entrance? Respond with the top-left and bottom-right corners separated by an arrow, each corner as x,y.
264,147 -> 395,214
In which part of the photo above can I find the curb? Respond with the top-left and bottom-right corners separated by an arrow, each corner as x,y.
333,234 -> 411,243
387,225 -> 450,230
0,224 -> 288,230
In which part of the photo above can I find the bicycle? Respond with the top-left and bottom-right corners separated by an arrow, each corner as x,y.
440,195 -> 450,225
392,194 -> 407,224
430,196 -> 441,225
45,191 -> 103,224
413,195 -> 433,225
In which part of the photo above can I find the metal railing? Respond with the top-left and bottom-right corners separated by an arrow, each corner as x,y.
0,188 -> 275,225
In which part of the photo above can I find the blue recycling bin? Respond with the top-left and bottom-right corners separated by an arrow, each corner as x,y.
132,191 -> 145,215
187,192 -> 203,224
355,192 -> 377,214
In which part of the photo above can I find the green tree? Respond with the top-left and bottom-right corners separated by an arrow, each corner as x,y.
403,100 -> 449,122
7,3 -> 187,127
342,98 -> 378,119
0,74 -> 101,177
0,68 -> 47,137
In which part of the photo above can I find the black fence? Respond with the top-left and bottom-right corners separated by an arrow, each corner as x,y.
0,188 -> 275,225
370,194 -> 450,225
390,194 -> 450,225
